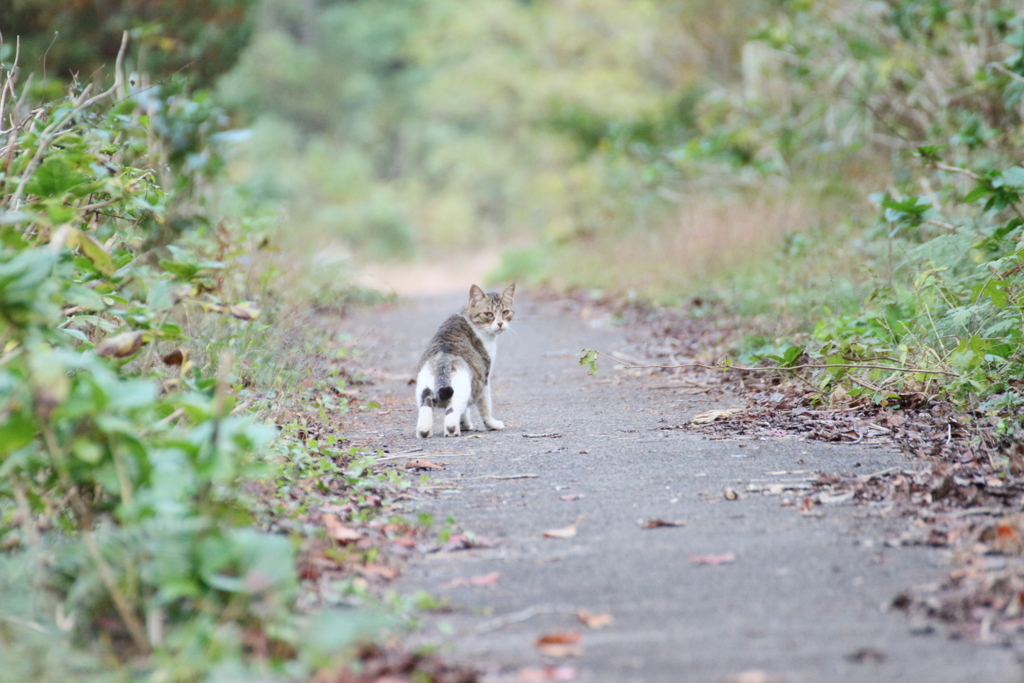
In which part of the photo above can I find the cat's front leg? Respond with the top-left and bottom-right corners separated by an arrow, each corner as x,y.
477,385 -> 504,430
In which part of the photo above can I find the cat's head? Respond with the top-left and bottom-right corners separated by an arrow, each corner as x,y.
465,283 -> 515,335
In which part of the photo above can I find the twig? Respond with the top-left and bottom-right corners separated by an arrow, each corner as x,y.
156,407 -> 185,427
10,474 -> 40,546
925,218 -> 957,232
82,529 -> 150,652
991,62 -> 1024,86
584,350 -> 959,378
859,467 -> 905,482
480,474 -> 540,480
848,375 -> 885,394
929,162 -> 981,181
474,604 -> 578,635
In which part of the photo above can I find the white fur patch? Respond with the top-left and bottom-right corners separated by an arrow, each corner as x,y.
444,364 -> 472,436
417,406 -> 433,438
414,363 -> 435,437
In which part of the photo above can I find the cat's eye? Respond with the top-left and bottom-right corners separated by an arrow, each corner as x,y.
502,310 -> 511,317
482,312 -> 494,320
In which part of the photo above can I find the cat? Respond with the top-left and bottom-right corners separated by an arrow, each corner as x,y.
415,283 -> 515,438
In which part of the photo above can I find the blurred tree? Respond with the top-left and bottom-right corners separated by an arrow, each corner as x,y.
0,0 -> 258,86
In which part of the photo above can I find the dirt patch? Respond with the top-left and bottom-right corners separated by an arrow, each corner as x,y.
356,251 -> 502,296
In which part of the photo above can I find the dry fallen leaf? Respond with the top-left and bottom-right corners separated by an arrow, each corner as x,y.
536,632 -> 581,645
692,409 -> 739,424
994,519 -> 1024,555
723,487 -> 739,500
321,513 -> 363,543
96,331 -> 145,358
577,611 -> 613,629
544,516 -> 583,539
442,571 -> 500,588
356,563 -> 397,580
405,458 -> 445,471
227,301 -> 261,321
688,551 -> 737,566
517,665 -> 577,681
560,494 -> 584,501
640,519 -> 685,528
535,632 -> 582,658
161,348 -> 188,366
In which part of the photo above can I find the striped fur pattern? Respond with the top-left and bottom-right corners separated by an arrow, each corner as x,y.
416,283 -> 515,437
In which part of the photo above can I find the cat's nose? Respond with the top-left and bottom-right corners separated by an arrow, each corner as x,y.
496,321 -> 504,328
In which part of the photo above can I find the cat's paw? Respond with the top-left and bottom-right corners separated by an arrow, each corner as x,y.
484,419 -> 504,430
444,424 -> 461,437
417,428 -> 432,438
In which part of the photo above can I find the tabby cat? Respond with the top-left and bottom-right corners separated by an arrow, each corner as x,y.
415,283 -> 515,437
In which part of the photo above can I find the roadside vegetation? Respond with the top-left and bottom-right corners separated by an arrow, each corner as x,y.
0,18 -> 441,683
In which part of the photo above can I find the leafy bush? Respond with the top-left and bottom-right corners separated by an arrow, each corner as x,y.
0,36 -> 389,680
688,1 -> 1024,427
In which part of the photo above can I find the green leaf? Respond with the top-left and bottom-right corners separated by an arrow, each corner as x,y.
977,280 -> 1009,309
159,259 -> 200,281
64,284 -> 107,311
825,355 -> 847,378
0,211 -> 34,225
146,279 -> 175,311
72,438 -> 105,464
579,349 -> 599,375
301,608 -> 396,662
779,344 -> 804,367
0,412 -> 37,458
58,327 -> 89,342
75,232 -> 116,277
1001,166 -> 1024,188
25,157 -> 88,198
963,185 -> 991,203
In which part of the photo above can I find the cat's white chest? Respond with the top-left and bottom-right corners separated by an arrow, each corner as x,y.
474,329 -> 499,376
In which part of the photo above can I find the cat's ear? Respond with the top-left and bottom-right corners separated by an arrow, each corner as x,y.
501,282 -> 516,302
468,284 -> 486,305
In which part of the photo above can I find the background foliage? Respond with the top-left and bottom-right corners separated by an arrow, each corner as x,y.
0,0 -> 257,87
0,25 -> 390,682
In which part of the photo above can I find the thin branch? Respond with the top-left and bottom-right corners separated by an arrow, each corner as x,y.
930,162 -> 982,181
583,350 -> 960,378
991,62 -> 1024,86
81,529 -> 150,653
925,218 -> 957,232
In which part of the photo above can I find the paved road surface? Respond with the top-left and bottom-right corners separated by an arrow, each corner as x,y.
341,292 -> 1022,683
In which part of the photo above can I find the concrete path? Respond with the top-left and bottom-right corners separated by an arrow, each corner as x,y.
342,292 -> 1022,683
